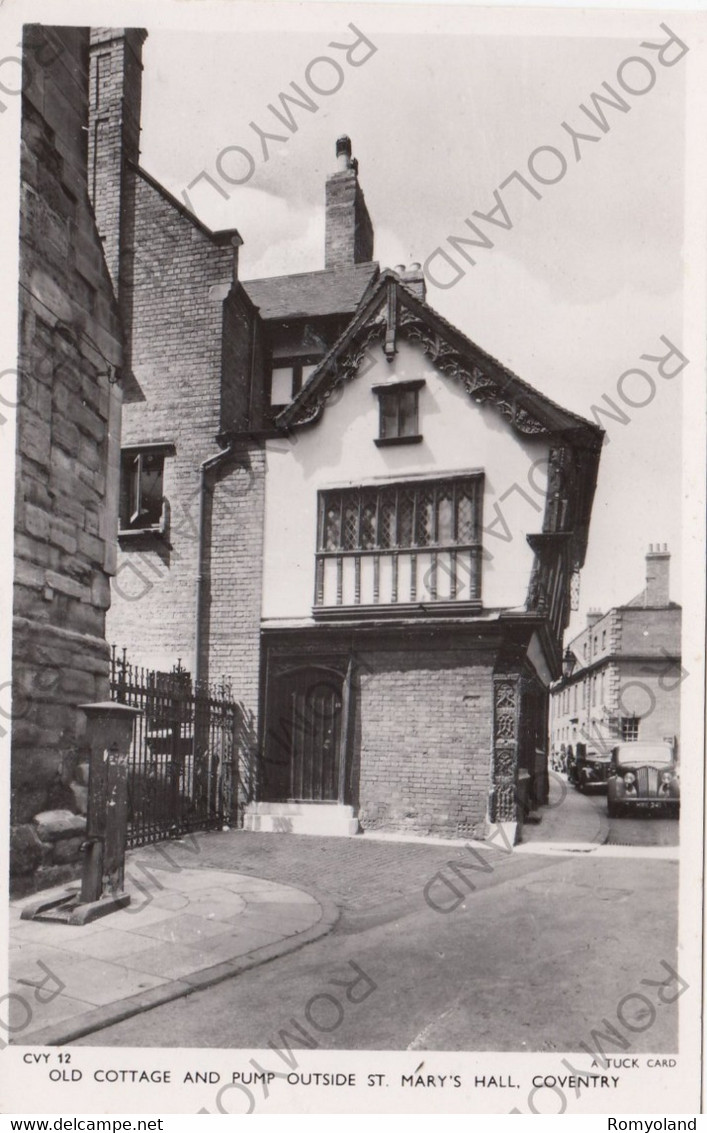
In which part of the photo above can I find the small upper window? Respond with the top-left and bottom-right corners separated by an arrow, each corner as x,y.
373,380 -> 424,446
119,445 -> 172,534
621,716 -> 640,742
270,357 -> 320,407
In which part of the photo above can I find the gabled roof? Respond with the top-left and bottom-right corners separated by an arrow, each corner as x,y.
274,269 -> 604,578
276,269 -> 604,444
134,163 -> 243,247
243,262 -> 379,321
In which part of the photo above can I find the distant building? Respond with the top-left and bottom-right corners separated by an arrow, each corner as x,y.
549,545 -> 682,760
11,27 -> 123,892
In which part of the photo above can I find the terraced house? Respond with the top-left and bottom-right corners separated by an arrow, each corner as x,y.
89,27 -> 605,844
549,545 -> 682,762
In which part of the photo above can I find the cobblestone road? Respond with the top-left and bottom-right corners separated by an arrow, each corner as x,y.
136,829 -> 516,918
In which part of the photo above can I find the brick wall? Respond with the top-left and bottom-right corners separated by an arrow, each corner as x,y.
353,649 -> 495,839
205,446 -> 266,771
105,172 -> 239,673
324,168 -> 374,271
12,27 -> 123,893
87,29 -> 145,295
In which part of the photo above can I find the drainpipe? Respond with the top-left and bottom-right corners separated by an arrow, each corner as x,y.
194,440 -> 235,689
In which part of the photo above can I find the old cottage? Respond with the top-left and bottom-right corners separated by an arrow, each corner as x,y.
92,28 -> 604,842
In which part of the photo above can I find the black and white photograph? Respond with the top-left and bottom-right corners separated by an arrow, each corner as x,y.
1,0 -> 704,1118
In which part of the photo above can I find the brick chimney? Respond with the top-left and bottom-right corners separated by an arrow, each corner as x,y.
586,608 -> 603,628
645,543 -> 670,606
325,136 -> 374,271
88,28 -> 147,296
398,262 -> 426,303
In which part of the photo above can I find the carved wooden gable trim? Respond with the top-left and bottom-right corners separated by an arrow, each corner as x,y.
397,306 -> 550,437
282,281 -> 551,437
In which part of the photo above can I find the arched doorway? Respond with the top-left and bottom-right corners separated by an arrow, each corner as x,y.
262,665 -> 345,802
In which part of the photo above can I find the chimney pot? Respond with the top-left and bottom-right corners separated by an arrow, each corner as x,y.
335,135 -> 352,171
336,135 -> 352,159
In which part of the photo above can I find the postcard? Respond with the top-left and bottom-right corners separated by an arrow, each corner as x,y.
1,0 -> 704,1117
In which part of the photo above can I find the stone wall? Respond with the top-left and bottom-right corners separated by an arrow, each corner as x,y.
619,606 -> 681,657
12,27 -> 123,893
615,659 -> 682,746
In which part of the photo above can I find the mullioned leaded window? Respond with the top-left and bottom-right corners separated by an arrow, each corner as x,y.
314,475 -> 483,609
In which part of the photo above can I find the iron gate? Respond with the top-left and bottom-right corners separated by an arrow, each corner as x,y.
110,646 -> 241,848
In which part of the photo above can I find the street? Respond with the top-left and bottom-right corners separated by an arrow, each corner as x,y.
585,791 -> 680,848
73,816 -> 680,1052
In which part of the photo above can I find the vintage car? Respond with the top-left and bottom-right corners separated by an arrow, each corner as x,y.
574,745 -> 612,793
565,746 -> 579,787
606,741 -> 680,817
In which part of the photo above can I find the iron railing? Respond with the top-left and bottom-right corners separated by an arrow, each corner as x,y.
110,646 -> 242,849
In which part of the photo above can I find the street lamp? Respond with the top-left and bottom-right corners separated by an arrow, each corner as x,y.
562,647 -> 577,681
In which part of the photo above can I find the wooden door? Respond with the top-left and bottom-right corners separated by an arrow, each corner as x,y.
265,667 -> 344,801
289,670 -> 343,800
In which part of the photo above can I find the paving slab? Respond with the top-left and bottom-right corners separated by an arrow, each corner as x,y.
10,800 -> 605,1047
10,857 -> 337,1046
7,979 -> 93,1031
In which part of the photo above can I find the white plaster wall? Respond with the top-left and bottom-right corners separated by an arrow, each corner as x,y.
262,339 -> 550,620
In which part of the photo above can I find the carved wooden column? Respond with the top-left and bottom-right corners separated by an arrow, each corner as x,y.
490,672 -> 521,823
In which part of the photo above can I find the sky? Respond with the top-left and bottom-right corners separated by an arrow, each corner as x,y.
137,14 -> 686,636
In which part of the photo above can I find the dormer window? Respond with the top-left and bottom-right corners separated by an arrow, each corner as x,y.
270,356 -> 320,408
373,380 -> 424,446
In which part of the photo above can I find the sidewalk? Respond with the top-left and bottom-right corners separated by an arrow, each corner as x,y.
9,848 -> 338,1047
8,786 -> 606,1046
516,773 -> 610,852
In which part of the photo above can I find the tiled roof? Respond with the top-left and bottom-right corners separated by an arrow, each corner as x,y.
243,262 -> 379,320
